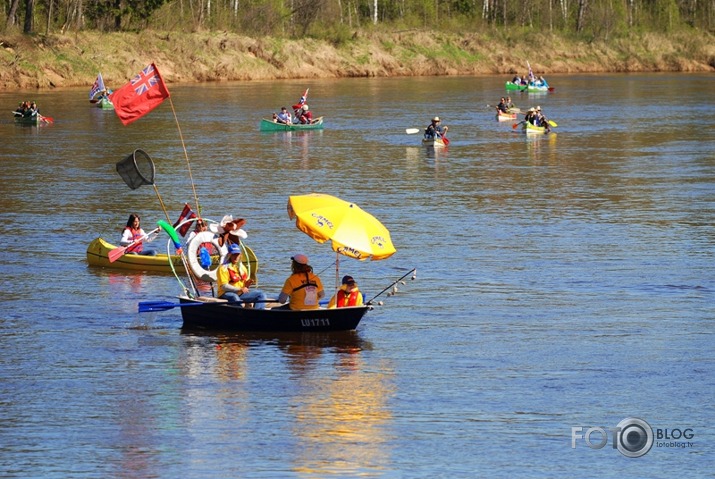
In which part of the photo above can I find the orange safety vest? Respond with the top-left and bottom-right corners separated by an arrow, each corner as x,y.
336,289 -> 360,307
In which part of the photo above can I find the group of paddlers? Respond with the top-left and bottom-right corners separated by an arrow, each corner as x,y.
14,100 -> 40,117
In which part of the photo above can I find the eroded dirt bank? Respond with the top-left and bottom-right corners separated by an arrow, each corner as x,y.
1,29 -> 713,91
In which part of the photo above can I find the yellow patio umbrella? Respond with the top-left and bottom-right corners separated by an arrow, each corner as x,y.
287,193 -> 396,286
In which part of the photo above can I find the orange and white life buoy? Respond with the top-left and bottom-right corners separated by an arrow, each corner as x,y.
187,231 -> 224,282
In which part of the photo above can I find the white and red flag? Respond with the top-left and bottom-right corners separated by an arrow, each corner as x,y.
292,88 -> 309,110
110,63 -> 170,126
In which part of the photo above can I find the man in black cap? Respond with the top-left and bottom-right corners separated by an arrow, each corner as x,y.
328,275 -> 364,308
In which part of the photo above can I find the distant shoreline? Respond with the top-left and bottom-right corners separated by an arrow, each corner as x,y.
1,29 -> 713,91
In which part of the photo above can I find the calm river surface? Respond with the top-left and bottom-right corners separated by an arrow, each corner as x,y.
1,73 -> 713,478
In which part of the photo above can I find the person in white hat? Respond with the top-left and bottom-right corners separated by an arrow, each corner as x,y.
424,116 -> 448,140
276,254 -> 325,310
524,107 -> 536,125
296,104 -> 314,124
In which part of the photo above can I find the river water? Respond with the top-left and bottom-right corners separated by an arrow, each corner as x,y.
0,73 -> 713,477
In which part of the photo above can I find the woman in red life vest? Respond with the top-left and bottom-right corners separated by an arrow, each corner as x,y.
328,275 -> 364,308
119,214 -> 157,256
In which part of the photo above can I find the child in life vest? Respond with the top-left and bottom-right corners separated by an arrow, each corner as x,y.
328,275 -> 364,308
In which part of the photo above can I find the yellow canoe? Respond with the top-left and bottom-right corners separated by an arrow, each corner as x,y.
87,237 -> 259,281
87,237 -> 185,273
87,238 -> 258,284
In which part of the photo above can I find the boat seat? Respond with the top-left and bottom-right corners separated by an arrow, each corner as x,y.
197,296 -> 228,303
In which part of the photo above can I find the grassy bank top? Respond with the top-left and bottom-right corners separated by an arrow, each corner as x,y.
1,29 -> 713,91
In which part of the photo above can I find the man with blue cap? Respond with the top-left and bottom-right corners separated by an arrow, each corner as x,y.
216,243 -> 267,308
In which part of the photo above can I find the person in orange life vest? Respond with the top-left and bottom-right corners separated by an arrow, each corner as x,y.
297,104 -> 313,124
216,243 -> 267,308
276,254 -> 325,310
328,275 -> 364,308
119,213 -> 157,256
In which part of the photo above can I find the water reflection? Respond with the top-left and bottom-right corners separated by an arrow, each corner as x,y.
179,331 -> 394,477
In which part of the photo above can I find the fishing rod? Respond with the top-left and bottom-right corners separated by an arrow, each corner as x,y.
366,268 -> 416,305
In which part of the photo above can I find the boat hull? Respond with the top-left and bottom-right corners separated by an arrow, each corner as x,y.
522,122 -> 549,135
422,138 -> 447,148
179,296 -> 370,332
496,111 -> 518,122
505,81 -> 551,92
97,98 -> 114,110
14,115 -> 41,125
260,117 -> 324,131
86,237 -> 184,272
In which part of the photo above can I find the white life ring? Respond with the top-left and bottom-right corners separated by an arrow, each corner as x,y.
187,231 -> 225,282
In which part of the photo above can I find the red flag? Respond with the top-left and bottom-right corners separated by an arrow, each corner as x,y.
110,63 -> 170,126
173,203 -> 197,236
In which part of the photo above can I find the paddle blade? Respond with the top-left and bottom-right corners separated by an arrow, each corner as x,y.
107,246 -> 127,263
405,128 -> 420,134
548,87 -> 555,92
138,300 -> 230,313
548,120 -> 558,127
138,301 -> 178,313
512,123 -> 519,129
442,137 -> 450,146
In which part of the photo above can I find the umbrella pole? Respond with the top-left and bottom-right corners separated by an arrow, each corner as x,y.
335,252 -> 340,290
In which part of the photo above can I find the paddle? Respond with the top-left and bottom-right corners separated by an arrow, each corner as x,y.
547,120 -> 558,127
12,111 -> 22,116
406,128 -> 420,134
441,135 -> 450,146
139,298 -> 280,313
512,121 -> 525,129
38,114 -> 53,124
108,227 -> 160,262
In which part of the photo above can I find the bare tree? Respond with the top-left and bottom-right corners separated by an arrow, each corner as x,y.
7,0 -> 21,26
576,0 -> 588,31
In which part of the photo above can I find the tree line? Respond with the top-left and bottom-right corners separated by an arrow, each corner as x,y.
3,0 -> 713,39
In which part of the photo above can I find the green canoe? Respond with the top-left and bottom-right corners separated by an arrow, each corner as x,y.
97,97 -> 114,110
260,116 -> 324,131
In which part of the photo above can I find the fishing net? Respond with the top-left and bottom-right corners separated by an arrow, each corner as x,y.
116,149 -> 155,190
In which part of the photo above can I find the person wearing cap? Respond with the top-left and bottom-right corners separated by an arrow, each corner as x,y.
216,243 -> 267,308
276,254 -> 325,310
524,107 -> 537,125
327,275 -> 364,309
533,106 -> 551,131
424,116 -> 448,140
296,104 -> 314,124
